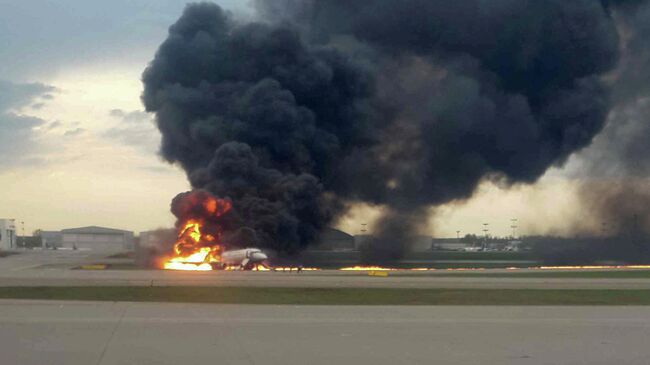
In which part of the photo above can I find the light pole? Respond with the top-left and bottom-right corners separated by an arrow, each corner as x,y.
510,218 -> 518,239
21,221 -> 25,248
360,223 -> 368,235
482,223 -> 489,250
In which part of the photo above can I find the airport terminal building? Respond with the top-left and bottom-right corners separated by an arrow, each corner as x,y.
0,219 -> 16,250
432,238 -> 476,251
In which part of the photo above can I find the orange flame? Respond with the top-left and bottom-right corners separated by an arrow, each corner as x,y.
339,266 -> 397,271
337,265 -> 650,272
162,195 -> 232,271
538,265 -> 650,270
163,245 -> 221,271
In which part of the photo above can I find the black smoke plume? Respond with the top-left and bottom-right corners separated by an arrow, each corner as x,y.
569,0 -> 650,258
143,1 -> 642,261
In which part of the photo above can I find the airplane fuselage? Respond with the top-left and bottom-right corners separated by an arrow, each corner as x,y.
219,248 -> 268,270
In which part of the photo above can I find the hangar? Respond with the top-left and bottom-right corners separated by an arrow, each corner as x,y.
41,231 -> 63,249
312,228 -> 355,251
61,226 -> 134,251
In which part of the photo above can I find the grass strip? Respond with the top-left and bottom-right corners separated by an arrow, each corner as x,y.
0,287 -> 649,305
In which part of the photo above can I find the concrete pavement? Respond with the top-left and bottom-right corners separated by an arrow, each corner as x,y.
1,299 -> 649,365
2,251 -> 650,364
4,250 -> 650,289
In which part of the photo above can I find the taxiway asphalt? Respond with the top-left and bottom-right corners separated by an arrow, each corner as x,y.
3,250 -> 650,289
1,299 -> 649,365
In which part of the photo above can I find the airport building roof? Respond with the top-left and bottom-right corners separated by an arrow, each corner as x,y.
320,228 -> 353,240
61,226 -> 133,235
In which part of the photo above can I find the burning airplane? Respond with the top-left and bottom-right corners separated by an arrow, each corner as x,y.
159,190 -> 270,271
164,247 -> 269,271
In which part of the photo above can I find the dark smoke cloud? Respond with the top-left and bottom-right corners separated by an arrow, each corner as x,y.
609,0 -> 650,103
258,0 -> 621,207
579,180 -> 650,236
571,0 -> 650,249
143,3 -> 369,254
144,1 -> 635,260
358,209 -> 424,264
188,143 -> 334,253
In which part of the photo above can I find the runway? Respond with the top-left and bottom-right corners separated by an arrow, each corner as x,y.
2,251 -> 650,364
3,250 -> 650,289
0,299 -> 648,365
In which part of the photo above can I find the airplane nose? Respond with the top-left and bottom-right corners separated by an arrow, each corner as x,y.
252,252 -> 268,261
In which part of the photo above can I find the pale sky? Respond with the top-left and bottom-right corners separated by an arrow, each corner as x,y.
0,0 -> 603,237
